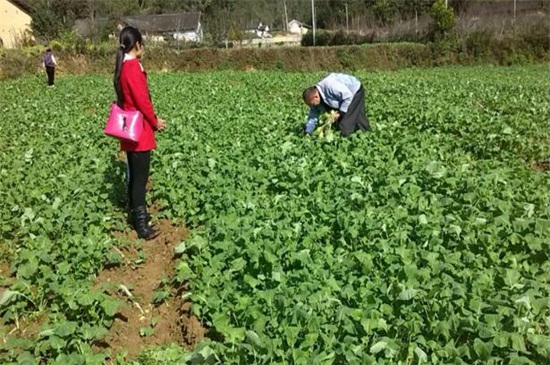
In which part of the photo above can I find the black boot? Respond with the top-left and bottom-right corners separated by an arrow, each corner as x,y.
127,190 -> 151,223
133,206 -> 159,240
128,203 -> 151,224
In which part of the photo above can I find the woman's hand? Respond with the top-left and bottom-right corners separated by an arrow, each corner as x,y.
156,118 -> 167,131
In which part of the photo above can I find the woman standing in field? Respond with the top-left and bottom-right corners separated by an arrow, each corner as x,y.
42,48 -> 57,87
113,26 -> 167,240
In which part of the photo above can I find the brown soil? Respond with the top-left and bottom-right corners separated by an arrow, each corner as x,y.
146,178 -> 153,192
0,312 -> 49,343
532,161 -> 550,172
0,262 -> 11,299
0,263 -> 48,344
95,218 -> 205,361
85,106 -> 97,115
0,263 -> 51,350
0,262 -> 14,342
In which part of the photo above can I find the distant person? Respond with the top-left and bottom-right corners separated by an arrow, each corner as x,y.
113,26 -> 167,240
303,73 -> 370,137
42,48 -> 57,87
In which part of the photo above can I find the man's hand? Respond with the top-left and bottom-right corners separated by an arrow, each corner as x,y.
330,111 -> 340,122
156,118 -> 167,131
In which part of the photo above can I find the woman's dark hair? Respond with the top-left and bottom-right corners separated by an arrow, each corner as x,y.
46,48 -> 51,52
113,26 -> 143,105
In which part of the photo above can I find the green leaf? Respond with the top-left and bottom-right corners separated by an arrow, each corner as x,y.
246,330 -> 263,347
174,241 -> 186,254
197,345 -> 216,361
510,333 -> 527,353
176,261 -> 194,282
39,328 -> 55,337
399,288 -> 418,301
414,346 -> 428,362
226,326 -> 246,344
81,324 -> 108,341
187,235 -> 207,251
47,335 -> 66,350
514,295 -> 531,310
52,197 -> 62,210
418,214 -> 428,225
55,321 -> 78,337
17,351 -> 40,365
100,298 -> 120,317
0,290 -> 20,306
17,262 -> 37,279
370,340 -> 387,354
151,290 -> 170,305
508,354 -> 535,365
22,207 -> 35,222
139,326 -> 154,337
473,338 -> 491,359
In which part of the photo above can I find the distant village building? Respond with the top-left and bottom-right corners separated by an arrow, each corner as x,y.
120,12 -> 203,43
0,0 -> 32,48
256,22 -> 271,39
288,19 -> 310,35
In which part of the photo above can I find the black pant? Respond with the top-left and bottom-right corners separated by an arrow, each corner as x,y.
45,66 -> 55,86
127,151 -> 151,209
339,86 -> 370,136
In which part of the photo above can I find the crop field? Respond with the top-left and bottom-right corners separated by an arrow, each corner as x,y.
0,65 -> 549,364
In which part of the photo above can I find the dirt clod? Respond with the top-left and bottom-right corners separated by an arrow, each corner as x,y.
532,161 -> 550,172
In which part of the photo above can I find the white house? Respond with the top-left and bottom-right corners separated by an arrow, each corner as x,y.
121,12 -> 203,43
288,19 -> 310,35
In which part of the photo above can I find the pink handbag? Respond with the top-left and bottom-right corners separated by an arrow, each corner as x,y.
104,103 -> 144,142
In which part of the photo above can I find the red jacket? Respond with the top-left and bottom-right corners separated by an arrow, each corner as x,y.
119,59 -> 158,151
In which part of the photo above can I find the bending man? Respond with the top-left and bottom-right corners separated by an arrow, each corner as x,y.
303,73 -> 370,136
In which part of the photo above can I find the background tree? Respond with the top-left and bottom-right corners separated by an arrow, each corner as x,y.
203,0 -> 237,43
29,0 -> 78,41
430,0 -> 456,37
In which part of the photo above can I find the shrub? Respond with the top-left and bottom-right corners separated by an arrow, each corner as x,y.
30,5 -> 70,41
430,0 -> 456,38
57,31 -> 85,53
0,49 -> 38,79
49,40 -> 64,52
301,30 -> 329,46
465,29 -> 493,60
301,30 -> 374,47
518,21 -> 550,59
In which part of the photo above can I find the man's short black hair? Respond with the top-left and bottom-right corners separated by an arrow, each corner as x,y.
302,86 -> 317,101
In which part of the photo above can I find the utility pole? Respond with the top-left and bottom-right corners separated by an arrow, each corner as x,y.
345,2 -> 349,33
311,0 -> 316,46
415,9 -> 418,40
513,0 -> 517,20
283,0 -> 289,33
445,0 -> 448,7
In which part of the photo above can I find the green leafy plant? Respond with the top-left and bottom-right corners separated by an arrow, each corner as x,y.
1,66 -> 549,364
314,111 -> 337,141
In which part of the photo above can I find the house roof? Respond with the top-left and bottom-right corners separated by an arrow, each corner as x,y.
289,19 -> 310,28
7,0 -> 33,14
121,12 -> 201,33
73,17 -> 110,38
